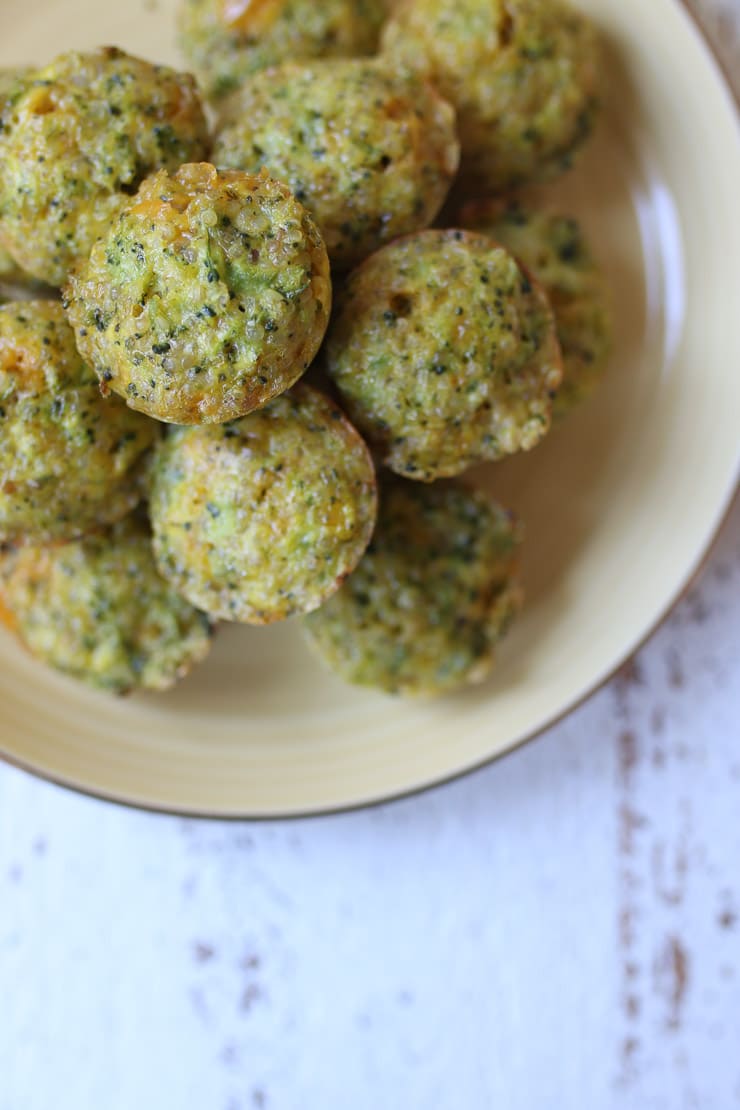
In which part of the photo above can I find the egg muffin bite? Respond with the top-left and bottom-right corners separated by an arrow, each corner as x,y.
303,478 -> 523,696
323,229 -> 562,481
0,244 -> 51,299
0,301 -> 158,545
0,48 -> 208,287
0,69 -> 30,288
65,163 -> 331,426
149,383 -> 377,624
459,200 -> 612,418
382,0 -> 601,193
0,516 -> 213,694
179,0 -> 386,101
213,60 -> 459,270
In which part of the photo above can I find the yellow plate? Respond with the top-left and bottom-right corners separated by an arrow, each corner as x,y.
1,0 -> 738,816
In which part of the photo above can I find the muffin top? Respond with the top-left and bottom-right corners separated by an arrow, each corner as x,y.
0,515 -> 213,694
0,300 -> 158,544
303,478 -> 524,695
149,383 -> 377,624
324,229 -> 562,480
65,163 -> 331,425
0,48 -> 208,285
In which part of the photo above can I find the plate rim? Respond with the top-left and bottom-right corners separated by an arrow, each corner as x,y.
1,0 -> 738,820
2,487 -> 737,820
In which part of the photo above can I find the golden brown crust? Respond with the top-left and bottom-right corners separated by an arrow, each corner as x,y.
65,164 -> 332,425
0,300 -> 158,544
0,518 -> 214,693
214,60 -> 459,269
179,0 -> 386,100
149,383 -> 378,624
324,229 -> 562,480
456,199 -> 612,417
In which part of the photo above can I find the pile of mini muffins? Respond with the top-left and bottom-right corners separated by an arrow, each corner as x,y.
0,0 -> 612,698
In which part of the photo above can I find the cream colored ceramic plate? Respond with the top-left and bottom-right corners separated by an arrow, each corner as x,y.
1,0 -> 738,816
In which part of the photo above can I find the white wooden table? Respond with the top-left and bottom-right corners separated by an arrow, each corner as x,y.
1,4 -> 738,1107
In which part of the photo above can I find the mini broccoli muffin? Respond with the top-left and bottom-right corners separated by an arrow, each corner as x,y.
65,163 -> 331,426
0,301 -> 158,545
149,383 -> 377,624
303,479 -> 523,696
179,0 -> 386,101
459,200 -> 612,418
213,60 -> 459,270
0,267 -> 56,305
323,229 -> 562,481
0,48 -> 208,286
382,0 -> 601,192
0,517 -> 213,694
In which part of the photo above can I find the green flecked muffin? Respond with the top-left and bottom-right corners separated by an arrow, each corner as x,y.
0,301 -> 158,545
0,48 -> 208,287
323,229 -> 562,481
302,478 -> 523,696
382,0 -> 601,193
65,163 -> 332,426
0,516 -> 214,694
459,200 -> 612,418
179,0 -> 386,101
0,69 -> 31,290
213,60 -> 460,270
149,383 -> 377,624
